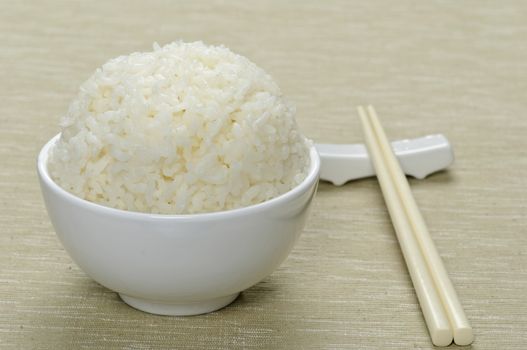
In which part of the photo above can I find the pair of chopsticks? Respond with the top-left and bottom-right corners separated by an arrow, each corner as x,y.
358,106 -> 473,347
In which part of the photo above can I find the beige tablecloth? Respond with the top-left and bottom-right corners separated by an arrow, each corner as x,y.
1,1 -> 526,349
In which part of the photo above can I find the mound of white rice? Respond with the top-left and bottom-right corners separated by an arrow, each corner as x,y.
48,41 -> 311,214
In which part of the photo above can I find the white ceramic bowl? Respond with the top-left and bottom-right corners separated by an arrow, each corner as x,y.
37,134 -> 320,316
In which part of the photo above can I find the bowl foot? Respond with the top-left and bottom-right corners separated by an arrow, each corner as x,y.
119,292 -> 240,316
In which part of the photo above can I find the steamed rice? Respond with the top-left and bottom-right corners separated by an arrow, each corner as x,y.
48,41 -> 311,214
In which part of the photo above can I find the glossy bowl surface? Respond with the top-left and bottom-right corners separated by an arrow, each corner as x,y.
37,134 -> 320,315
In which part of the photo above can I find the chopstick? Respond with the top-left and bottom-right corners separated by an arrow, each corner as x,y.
358,106 -> 473,346
364,106 -> 473,345
357,107 -> 452,346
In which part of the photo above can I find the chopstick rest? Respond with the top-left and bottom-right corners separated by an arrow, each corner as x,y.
316,133 -> 454,186
358,106 -> 473,346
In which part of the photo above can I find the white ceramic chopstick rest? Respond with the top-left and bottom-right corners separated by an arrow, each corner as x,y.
316,134 -> 454,186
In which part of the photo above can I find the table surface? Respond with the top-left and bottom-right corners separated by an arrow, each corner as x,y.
1,1 -> 526,349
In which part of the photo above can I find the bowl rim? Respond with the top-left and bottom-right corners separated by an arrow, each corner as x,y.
37,133 -> 321,221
